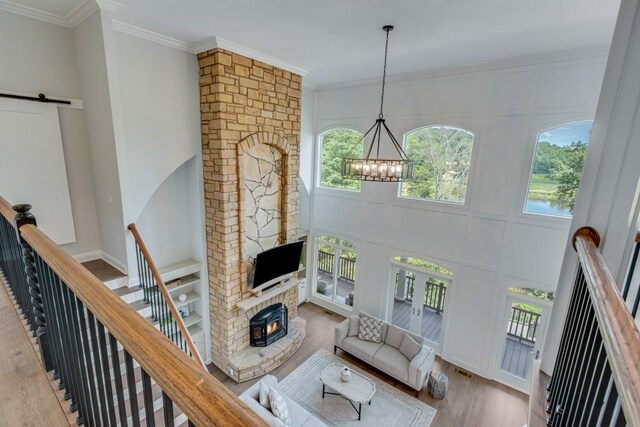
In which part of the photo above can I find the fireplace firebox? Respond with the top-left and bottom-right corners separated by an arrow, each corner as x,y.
250,303 -> 288,347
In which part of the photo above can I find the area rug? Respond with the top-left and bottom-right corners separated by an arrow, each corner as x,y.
277,349 -> 436,427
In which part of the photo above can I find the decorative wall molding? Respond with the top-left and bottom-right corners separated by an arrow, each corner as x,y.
112,20 -> 193,51
0,0 -> 120,28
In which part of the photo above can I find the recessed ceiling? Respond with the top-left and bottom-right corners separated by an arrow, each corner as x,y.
4,0 -> 623,86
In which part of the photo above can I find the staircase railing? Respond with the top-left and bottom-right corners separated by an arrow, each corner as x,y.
545,227 -> 640,426
0,196 -> 265,427
128,223 -> 206,369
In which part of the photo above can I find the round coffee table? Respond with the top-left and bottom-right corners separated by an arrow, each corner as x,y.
319,363 -> 376,421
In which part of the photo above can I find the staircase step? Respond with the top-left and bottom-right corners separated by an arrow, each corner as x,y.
112,285 -> 145,304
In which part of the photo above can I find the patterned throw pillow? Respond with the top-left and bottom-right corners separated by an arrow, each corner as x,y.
269,387 -> 291,426
358,313 -> 383,343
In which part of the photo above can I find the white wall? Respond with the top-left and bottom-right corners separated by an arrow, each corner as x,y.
73,11 -> 128,271
310,50 -> 608,383
0,11 -> 101,258
299,87 -> 316,231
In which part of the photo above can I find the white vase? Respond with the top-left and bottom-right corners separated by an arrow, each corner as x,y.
341,366 -> 351,382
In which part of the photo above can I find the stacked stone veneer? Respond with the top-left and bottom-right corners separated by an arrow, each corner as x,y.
197,48 -> 302,381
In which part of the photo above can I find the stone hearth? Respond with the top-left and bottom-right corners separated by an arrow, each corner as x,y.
198,48 -> 302,382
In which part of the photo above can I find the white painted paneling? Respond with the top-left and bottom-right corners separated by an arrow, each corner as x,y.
389,206 -> 467,260
502,223 -> 570,284
446,266 -> 496,372
490,70 -> 534,112
472,115 -> 529,216
311,52 -> 608,382
312,194 -> 365,235
0,99 -> 75,244
534,62 -> 607,109
463,217 -> 506,269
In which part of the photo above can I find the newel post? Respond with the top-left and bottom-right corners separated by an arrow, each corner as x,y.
14,204 -> 53,371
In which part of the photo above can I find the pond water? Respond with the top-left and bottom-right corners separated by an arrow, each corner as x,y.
525,199 -> 571,217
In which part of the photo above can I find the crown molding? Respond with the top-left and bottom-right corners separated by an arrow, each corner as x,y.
316,44 -> 611,92
0,0 -> 119,28
112,20 -> 192,51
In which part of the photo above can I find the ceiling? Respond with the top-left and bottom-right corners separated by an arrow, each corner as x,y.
2,0 -> 622,87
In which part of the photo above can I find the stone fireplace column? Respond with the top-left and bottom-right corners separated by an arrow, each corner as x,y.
197,49 -> 302,377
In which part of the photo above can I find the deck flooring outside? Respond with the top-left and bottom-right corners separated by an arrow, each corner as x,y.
500,337 -> 535,379
392,299 -> 443,343
316,271 -> 354,304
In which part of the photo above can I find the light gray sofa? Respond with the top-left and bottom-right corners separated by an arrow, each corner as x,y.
239,375 -> 327,427
334,312 -> 436,397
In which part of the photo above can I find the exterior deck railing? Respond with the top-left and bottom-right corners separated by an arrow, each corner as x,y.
318,250 -> 356,283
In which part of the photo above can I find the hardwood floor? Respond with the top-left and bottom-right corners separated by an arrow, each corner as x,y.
0,279 -> 69,426
81,259 -> 125,282
208,302 -> 528,427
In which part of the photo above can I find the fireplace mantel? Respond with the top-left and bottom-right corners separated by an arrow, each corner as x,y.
235,278 -> 300,313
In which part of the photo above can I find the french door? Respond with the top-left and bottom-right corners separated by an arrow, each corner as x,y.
388,261 -> 449,352
494,294 -> 550,392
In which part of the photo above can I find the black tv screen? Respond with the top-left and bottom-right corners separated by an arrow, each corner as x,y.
252,241 -> 304,289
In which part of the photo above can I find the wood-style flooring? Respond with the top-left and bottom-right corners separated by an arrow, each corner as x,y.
0,278 -> 69,426
81,259 -> 126,282
208,302 -> 529,427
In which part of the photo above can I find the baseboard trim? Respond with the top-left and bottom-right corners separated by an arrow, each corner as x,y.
71,250 -> 102,263
100,251 -> 128,275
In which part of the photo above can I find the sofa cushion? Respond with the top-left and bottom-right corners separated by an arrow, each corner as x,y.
269,388 -> 291,426
358,313 -> 384,343
241,396 -> 285,427
373,344 -> 410,382
342,336 -> 384,363
348,315 -> 359,337
283,395 -> 314,426
259,375 -> 278,409
380,322 -> 388,342
400,333 -> 422,361
384,324 -> 405,348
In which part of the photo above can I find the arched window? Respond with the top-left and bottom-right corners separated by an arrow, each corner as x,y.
314,235 -> 357,307
318,129 -> 363,191
399,126 -> 474,204
525,121 -> 593,217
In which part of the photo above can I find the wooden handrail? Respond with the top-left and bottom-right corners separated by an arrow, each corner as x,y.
20,224 -> 266,427
127,223 -> 207,370
573,227 -> 640,425
0,196 -> 15,224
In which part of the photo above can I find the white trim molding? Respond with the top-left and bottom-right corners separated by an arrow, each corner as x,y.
112,20 -> 192,51
0,0 -> 120,28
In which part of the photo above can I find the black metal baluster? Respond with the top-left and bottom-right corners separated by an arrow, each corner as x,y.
125,351 -> 141,427
76,298 -> 103,427
162,391 -> 175,427
97,321 -> 118,425
548,269 -> 589,424
559,301 -> 598,426
599,380 -> 619,425
62,277 -> 93,425
109,333 -> 129,427
141,369 -> 156,427
34,254 -> 60,381
551,278 -> 590,425
622,241 -> 639,300
87,311 -> 109,425
585,362 -> 612,426
45,264 -> 70,395
51,273 -> 78,408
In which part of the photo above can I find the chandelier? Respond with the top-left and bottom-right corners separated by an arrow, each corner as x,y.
341,25 -> 415,182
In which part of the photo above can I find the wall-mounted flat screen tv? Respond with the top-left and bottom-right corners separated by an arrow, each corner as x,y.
251,241 -> 304,289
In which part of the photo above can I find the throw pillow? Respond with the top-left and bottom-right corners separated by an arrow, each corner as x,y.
259,381 -> 271,409
358,313 -> 383,343
399,332 -> 422,361
269,387 -> 291,426
348,315 -> 359,336
384,324 -> 405,348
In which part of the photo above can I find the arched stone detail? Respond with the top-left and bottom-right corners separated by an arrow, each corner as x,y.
237,132 -> 295,292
